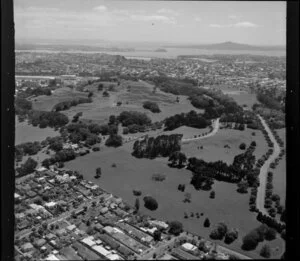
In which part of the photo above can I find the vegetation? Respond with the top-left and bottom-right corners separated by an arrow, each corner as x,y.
143,196 -> 158,211
204,218 -> 210,228
105,134 -> 123,147
260,244 -> 271,258
168,151 -> 187,168
28,110 -> 69,128
132,134 -> 182,159
164,110 -> 210,131
94,167 -> 102,179
151,174 -> 166,182
224,229 -> 239,244
118,111 -> 151,127
53,97 -> 92,112
15,97 -> 33,115
42,149 -> 76,168
209,222 -> 228,240
168,221 -> 183,236
16,157 -> 38,177
143,101 -> 161,113
15,141 -> 42,157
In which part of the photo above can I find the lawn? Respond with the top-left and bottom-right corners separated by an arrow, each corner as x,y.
65,143 -> 284,259
31,87 -> 89,111
60,246 -> 82,260
61,80 -> 203,125
15,116 -> 59,145
181,128 -> 267,165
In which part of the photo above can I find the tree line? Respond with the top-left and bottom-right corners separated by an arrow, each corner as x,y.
132,134 -> 183,159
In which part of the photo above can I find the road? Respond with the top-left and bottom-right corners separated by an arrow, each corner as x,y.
216,245 -> 252,260
256,115 -> 281,215
182,118 -> 220,143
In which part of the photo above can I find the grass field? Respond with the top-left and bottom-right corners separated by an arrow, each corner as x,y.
65,143 -> 284,259
31,87 -> 89,111
181,128 -> 267,164
15,117 -> 59,145
164,126 -> 210,140
62,80 -> 203,124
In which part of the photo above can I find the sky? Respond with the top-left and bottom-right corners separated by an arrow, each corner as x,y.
14,0 -> 286,46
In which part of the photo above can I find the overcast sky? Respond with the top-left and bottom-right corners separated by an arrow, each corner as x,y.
14,0 -> 286,45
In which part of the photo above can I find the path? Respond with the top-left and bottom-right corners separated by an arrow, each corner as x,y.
182,118 -> 220,143
256,115 -> 281,215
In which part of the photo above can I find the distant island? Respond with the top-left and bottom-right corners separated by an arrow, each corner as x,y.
164,41 -> 285,51
154,48 -> 167,52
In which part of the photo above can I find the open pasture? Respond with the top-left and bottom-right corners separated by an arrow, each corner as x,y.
31,87 -> 89,111
181,128 -> 267,165
64,146 -> 284,259
62,80 -> 203,124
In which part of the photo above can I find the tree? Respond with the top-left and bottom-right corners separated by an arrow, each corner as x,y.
98,83 -> 104,91
210,191 -> 215,199
16,157 -> 38,176
264,227 -> 277,241
209,222 -> 228,240
204,218 -> 210,228
143,196 -> 158,211
88,91 -> 93,98
135,198 -> 140,212
169,221 -> 183,236
224,229 -> 239,244
260,244 -> 271,258
242,230 -> 260,250
239,143 -> 246,150
95,167 -> 102,179
105,134 -> 123,147
153,229 -> 162,241
103,90 -> 110,97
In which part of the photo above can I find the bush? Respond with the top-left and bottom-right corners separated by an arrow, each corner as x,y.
260,244 -> 271,258
209,190 -> 215,199
143,101 -> 161,113
168,221 -> 183,236
143,196 -> 158,211
133,190 -> 142,196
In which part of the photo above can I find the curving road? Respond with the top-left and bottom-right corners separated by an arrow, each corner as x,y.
182,118 -> 220,143
256,115 -> 281,215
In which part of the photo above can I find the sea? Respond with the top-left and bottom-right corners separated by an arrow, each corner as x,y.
15,47 -> 286,60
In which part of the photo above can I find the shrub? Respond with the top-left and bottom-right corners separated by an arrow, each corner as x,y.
264,227 -> 277,241
209,190 -> 215,199
133,190 -> 142,196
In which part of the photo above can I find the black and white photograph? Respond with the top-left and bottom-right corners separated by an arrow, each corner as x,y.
2,0 -> 299,260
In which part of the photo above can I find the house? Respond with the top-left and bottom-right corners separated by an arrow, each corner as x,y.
92,245 -> 111,257
56,228 -> 67,237
44,202 -> 57,209
45,233 -> 56,241
66,224 -> 76,232
149,220 -> 169,230
100,207 -> 109,214
14,193 -> 21,200
21,242 -> 34,252
35,238 -> 46,248
107,253 -> 124,260
182,242 -> 198,252
44,254 -> 60,261
81,236 -> 96,247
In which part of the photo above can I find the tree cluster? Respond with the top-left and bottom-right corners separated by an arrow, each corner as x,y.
168,221 -> 183,236
105,134 -> 123,147
256,211 -> 285,233
132,134 -> 182,159
42,149 -> 77,168
143,101 -> 161,113
15,97 -> 33,115
28,110 -> 69,128
53,97 -> 92,112
164,110 -> 210,131
16,157 -> 38,177
168,151 -> 187,168
15,141 -> 42,158
118,111 -> 152,127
